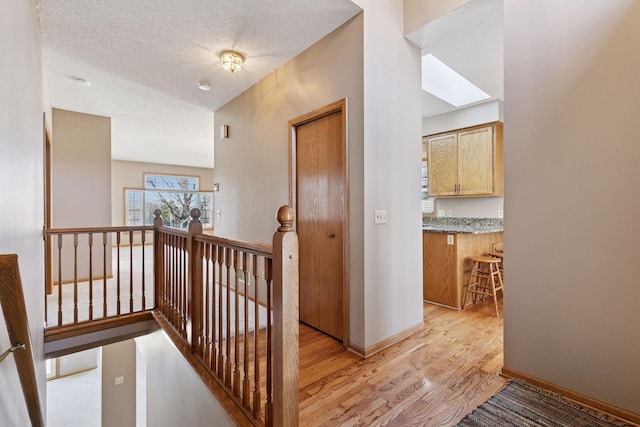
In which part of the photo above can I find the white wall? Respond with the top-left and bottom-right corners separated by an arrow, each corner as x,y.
0,0 -> 46,423
423,101 -> 504,219
135,331 -> 234,427
504,1 -> 640,414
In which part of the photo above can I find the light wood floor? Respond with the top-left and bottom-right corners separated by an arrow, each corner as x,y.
299,299 -> 505,427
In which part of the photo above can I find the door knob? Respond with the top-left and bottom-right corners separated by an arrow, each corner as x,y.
328,233 -> 335,239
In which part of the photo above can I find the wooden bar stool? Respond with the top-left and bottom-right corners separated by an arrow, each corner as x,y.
462,255 -> 504,317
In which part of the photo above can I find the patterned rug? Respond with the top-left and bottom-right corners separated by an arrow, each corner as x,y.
456,380 -> 630,426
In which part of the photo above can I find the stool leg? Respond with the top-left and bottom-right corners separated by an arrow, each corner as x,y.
462,261 -> 478,309
489,263 -> 500,318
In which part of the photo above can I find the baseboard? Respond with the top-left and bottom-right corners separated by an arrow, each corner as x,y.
348,322 -> 425,359
501,367 -> 640,426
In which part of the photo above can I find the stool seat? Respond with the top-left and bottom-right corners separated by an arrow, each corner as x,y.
463,255 -> 504,317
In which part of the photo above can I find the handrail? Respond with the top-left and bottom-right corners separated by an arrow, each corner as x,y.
44,225 -> 154,235
0,254 -> 45,427
154,206 -> 299,426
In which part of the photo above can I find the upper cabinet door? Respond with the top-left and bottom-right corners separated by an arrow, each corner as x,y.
427,133 -> 458,197
457,126 -> 494,196
424,122 -> 503,198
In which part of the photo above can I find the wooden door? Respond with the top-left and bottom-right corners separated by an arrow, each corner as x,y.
427,133 -> 458,197
293,104 -> 345,341
457,126 -> 494,196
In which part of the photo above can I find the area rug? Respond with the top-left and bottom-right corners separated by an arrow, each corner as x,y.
456,379 -> 630,426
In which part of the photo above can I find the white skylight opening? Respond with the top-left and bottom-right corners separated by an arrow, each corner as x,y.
422,53 -> 490,107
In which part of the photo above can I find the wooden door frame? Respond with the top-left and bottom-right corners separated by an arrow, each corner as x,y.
288,98 -> 349,347
44,113 -> 53,295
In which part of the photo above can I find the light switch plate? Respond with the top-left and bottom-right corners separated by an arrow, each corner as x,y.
374,210 -> 387,224
447,235 -> 454,245
497,209 -> 504,218
446,210 -> 453,217
115,376 -> 124,386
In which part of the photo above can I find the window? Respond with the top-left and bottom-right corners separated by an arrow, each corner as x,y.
422,141 -> 434,213
125,173 -> 212,229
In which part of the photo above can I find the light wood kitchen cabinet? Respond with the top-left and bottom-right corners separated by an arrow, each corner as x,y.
426,122 -> 503,197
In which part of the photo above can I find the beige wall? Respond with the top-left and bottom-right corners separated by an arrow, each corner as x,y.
216,2 -> 424,350
111,159 -> 214,227
52,109 -> 111,227
52,109 -> 112,281
353,0 -> 424,348
504,0 -> 640,414
102,340 -> 137,427
403,0 -> 473,35
136,331 -> 234,427
0,0 -> 47,423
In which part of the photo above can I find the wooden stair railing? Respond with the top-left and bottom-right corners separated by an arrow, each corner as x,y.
0,254 -> 45,427
154,206 -> 299,427
43,225 -> 155,335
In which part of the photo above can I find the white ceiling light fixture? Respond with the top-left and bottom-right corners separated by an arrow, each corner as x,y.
422,53 -> 490,107
198,81 -> 210,91
220,50 -> 244,73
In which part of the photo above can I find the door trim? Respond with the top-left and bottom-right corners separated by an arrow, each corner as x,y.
288,98 -> 349,347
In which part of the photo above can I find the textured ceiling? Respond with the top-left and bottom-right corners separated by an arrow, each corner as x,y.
406,0 -> 503,118
37,0 -> 361,168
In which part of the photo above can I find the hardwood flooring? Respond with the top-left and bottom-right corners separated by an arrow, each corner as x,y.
299,300 -> 506,426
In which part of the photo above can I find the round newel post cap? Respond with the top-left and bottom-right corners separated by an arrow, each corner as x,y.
153,209 -> 162,218
190,208 -> 202,223
276,205 -> 294,232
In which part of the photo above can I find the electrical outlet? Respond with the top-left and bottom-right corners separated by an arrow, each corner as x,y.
446,210 -> 453,217
437,210 -> 445,217
447,235 -> 454,245
374,210 -> 387,224
215,210 -> 222,218
497,210 -> 504,218
115,376 -> 124,386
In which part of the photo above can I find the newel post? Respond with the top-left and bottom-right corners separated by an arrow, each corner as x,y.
188,208 -> 203,351
153,209 -> 164,311
272,205 -> 299,427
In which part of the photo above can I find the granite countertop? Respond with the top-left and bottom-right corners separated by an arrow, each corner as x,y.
422,217 -> 503,234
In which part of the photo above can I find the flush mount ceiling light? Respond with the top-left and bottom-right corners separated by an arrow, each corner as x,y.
421,53 -> 490,107
220,50 -> 244,73
198,81 -> 210,91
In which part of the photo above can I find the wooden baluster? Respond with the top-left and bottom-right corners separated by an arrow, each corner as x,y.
153,209 -> 163,313
73,233 -> 78,324
252,253 -> 261,418
172,234 -> 178,329
233,249 -> 241,396
264,257 -> 273,427
217,244 -> 224,379
210,245 -> 220,373
102,232 -> 107,318
141,230 -> 146,310
182,235 -> 188,336
242,251 -> 251,407
57,234 -> 63,326
189,208 -> 203,353
204,243 -> 211,365
129,230 -> 134,313
44,235 -> 48,327
224,247 -> 232,387
116,231 -> 121,316
271,206 -> 299,427
88,233 -> 93,321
